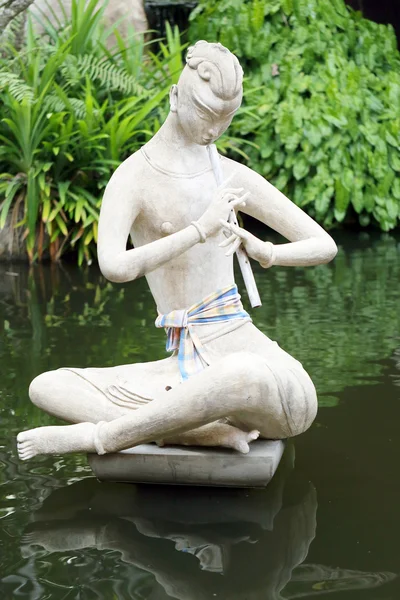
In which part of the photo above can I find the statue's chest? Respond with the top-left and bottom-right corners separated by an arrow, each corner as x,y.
134,171 -> 217,242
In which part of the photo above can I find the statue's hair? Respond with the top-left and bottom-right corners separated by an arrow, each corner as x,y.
184,41 -> 243,101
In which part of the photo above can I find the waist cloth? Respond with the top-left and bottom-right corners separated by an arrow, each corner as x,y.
155,284 -> 251,381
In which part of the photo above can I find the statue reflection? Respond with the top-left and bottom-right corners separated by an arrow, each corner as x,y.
21,446 -> 395,599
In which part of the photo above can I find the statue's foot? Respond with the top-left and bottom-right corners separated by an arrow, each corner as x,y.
157,424 -> 260,454
17,422 -> 96,460
229,428 -> 260,453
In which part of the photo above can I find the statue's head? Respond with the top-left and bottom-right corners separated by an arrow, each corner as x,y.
170,41 -> 243,146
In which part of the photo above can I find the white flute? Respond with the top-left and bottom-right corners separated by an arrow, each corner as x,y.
207,144 -> 262,308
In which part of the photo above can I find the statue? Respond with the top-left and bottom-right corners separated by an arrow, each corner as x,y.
17,41 -> 337,462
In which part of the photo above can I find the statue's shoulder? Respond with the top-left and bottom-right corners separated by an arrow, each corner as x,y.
102,150 -> 149,211
220,154 -> 265,185
108,149 -> 148,187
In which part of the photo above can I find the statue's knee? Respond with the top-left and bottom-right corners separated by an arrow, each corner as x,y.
228,352 -> 268,394
29,371 -> 56,409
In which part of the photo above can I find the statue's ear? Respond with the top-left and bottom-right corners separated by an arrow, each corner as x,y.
169,85 -> 178,112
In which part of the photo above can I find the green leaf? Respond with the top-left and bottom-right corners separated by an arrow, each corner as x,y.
386,198 -> 398,221
0,180 -> 21,229
334,208 -> 346,222
351,188 -> 364,214
389,151 -> 400,172
26,169 -> 39,249
293,156 -> 310,180
323,113 -> 348,129
282,0 -> 293,15
304,125 -> 322,147
55,214 -> 68,236
377,169 -> 395,196
315,188 -> 333,216
335,178 -> 351,213
392,178 -> 400,200
385,131 -> 400,149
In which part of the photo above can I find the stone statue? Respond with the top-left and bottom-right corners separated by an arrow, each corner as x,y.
17,41 -> 337,462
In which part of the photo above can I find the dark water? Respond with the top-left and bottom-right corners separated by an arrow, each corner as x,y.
0,231 -> 399,599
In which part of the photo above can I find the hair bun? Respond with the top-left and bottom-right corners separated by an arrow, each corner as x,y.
184,41 -> 242,101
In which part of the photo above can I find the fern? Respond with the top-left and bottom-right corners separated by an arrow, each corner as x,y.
79,54 -> 145,96
61,54 -> 146,97
0,70 -> 34,103
43,93 -> 88,119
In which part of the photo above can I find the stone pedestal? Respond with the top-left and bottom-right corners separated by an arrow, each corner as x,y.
88,440 -> 285,488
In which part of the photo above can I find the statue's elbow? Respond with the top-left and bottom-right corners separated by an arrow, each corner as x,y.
323,237 -> 338,263
99,263 -> 122,283
98,254 -> 135,283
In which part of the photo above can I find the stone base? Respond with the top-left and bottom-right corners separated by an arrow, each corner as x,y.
87,440 -> 285,488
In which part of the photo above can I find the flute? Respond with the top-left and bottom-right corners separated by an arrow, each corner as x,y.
207,144 -> 262,308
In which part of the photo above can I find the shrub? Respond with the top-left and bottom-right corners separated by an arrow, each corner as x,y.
0,0 -> 183,263
189,0 -> 400,230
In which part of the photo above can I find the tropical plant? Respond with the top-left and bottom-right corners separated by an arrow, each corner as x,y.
0,0 -> 184,263
189,0 -> 400,231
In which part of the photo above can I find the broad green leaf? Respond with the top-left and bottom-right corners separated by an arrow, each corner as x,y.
389,151 -> 400,172
351,188 -> 364,214
293,156 -> 310,180
335,178 -> 351,213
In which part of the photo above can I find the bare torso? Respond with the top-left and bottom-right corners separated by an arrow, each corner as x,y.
130,147 -> 238,312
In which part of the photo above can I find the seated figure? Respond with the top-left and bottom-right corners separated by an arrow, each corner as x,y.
17,41 -> 337,461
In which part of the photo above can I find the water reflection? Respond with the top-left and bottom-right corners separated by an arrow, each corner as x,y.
5,446 -> 392,599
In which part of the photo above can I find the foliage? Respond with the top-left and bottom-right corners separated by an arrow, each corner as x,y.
189,0 -> 400,231
0,0 -> 184,263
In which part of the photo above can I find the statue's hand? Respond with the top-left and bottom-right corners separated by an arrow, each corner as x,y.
197,188 -> 249,238
219,221 -> 275,268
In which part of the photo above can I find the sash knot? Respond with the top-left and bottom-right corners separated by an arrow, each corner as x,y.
155,284 -> 250,381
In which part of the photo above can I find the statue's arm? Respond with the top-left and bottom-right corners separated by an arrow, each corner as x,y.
97,165 -> 201,283
97,160 -> 244,283
233,163 -> 338,267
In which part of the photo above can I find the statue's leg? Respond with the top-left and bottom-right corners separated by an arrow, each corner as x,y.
157,422 -> 260,453
18,351 -> 316,459
25,363 -> 259,454
28,368 -> 132,423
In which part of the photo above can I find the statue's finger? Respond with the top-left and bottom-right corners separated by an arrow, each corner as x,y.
238,191 -> 250,202
219,220 -> 235,237
219,234 -> 237,248
228,222 -> 246,237
219,218 -> 232,230
225,237 -> 242,256
230,197 -> 247,208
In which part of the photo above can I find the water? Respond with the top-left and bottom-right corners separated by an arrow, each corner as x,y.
0,231 -> 399,599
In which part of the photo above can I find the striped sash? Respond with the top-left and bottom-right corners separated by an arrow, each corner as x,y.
155,284 -> 250,381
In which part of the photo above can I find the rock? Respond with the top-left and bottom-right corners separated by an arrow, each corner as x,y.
29,0 -> 148,42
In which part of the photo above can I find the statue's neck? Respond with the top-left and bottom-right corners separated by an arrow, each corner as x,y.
144,116 -> 212,176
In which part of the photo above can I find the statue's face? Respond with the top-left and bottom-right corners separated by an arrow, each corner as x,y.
172,77 -> 242,146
